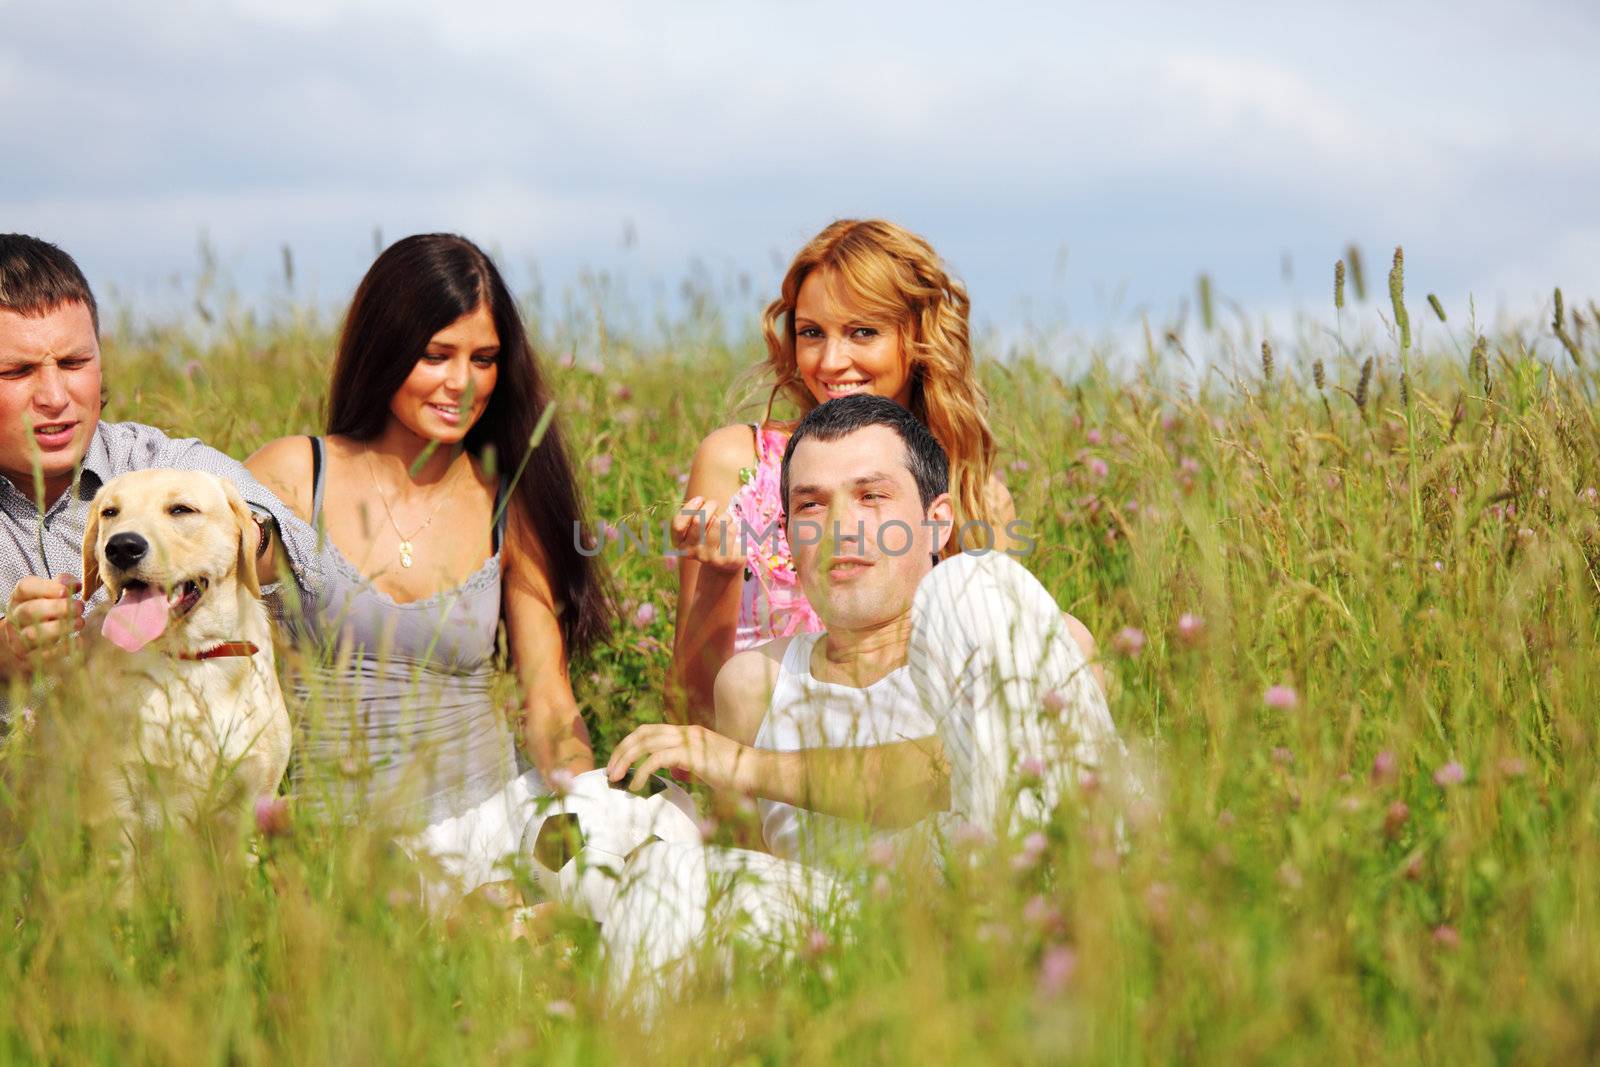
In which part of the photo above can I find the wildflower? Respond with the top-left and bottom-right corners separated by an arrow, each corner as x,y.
1403,850 -> 1425,881
1271,746 -> 1294,767
1143,881 -> 1172,925
1582,487 -> 1598,505
1516,527 -> 1535,543
1371,749 -> 1398,787
951,821 -> 993,851
1276,861 -> 1304,891
559,353 -> 576,370
1009,459 -> 1031,473
1042,689 -> 1069,714
1086,428 -> 1103,445
1432,560 -> 1444,572
871,873 -> 892,900
254,795 -> 291,837
1012,832 -> 1047,872
632,601 -> 657,628
1432,924 -> 1461,950
589,453 -> 613,477
1176,613 -> 1205,645
1263,685 -> 1299,711
1088,457 -> 1109,480
1017,755 -> 1047,781
1433,761 -> 1466,787
1077,769 -> 1101,795
1161,412 -> 1178,432
1023,894 -> 1061,930
545,999 -> 576,1020
548,768 -> 576,796
975,922 -> 1013,946
865,836 -> 897,868
1036,945 -> 1078,997
1179,455 -> 1201,474
1497,756 -> 1529,779
1112,626 -> 1146,657
611,383 -> 632,402
1384,800 -> 1410,838
804,928 -> 832,958
696,815 -> 718,842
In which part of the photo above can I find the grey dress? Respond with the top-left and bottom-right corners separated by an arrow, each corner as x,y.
278,438 -> 519,828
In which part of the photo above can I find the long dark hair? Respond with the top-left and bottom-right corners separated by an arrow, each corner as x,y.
327,233 -> 613,658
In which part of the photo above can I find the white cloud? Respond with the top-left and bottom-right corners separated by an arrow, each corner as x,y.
1,0 -> 1595,328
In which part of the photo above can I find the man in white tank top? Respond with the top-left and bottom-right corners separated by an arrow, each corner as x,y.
600,397 -> 1128,996
609,395 -> 1124,845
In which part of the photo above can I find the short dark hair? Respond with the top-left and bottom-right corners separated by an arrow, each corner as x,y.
0,234 -> 99,333
781,394 -> 949,513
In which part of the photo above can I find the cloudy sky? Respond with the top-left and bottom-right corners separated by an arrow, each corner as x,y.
3,0 -> 1596,337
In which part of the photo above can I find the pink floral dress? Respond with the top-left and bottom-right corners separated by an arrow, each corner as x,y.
729,424 -> 823,650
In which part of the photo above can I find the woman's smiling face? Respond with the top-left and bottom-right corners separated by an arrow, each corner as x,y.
793,269 -> 913,409
387,300 -> 500,444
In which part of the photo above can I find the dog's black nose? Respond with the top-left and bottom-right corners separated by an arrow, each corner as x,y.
104,532 -> 149,570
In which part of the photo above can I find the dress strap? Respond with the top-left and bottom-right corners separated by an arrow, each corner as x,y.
308,436 -> 326,525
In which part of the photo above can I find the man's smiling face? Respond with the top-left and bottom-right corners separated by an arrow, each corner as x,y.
785,423 -> 952,632
0,300 -> 102,502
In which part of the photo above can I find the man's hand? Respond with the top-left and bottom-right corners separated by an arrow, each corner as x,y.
670,496 -> 747,573
2,574 -> 85,676
605,723 -> 769,795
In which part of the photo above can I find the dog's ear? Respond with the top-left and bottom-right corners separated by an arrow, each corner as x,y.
81,491 -> 103,601
220,478 -> 261,598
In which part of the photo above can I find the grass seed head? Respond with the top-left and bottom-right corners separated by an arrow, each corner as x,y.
1261,339 -> 1274,381
1389,246 -> 1410,351
1469,335 -> 1489,388
1346,244 -> 1367,301
1312,359 -> 1325,391
1335,260 -> 1346,310
1428,293 -> 1446,322
1356,357 -> 1374,409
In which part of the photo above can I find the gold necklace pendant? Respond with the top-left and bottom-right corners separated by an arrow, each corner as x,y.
399,540 -> 415,568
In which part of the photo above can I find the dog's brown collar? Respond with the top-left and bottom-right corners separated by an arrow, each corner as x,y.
176,641 -> 261,661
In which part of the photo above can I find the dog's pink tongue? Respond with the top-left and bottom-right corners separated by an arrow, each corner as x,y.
102,585 -> 170,653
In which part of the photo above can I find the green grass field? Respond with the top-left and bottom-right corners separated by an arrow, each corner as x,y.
4,257 -> 1598,1064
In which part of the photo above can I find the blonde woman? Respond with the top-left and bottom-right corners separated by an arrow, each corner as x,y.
669,219 -> 1100,726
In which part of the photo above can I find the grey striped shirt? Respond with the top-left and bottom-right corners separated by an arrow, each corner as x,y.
1,420 -> 310,608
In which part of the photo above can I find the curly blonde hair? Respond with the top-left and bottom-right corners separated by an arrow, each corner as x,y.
761,219 -> 998,554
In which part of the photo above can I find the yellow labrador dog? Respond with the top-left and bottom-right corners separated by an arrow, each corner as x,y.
80,468 -> 290,835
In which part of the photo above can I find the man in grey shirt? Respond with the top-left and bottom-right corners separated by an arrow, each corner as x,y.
0,233 -> 303,684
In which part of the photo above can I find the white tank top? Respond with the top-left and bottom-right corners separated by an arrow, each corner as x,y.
752,631 -> 937,864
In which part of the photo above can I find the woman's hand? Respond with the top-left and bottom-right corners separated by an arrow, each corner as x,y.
605,723 -> 768,795
670,496 -> 746,573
